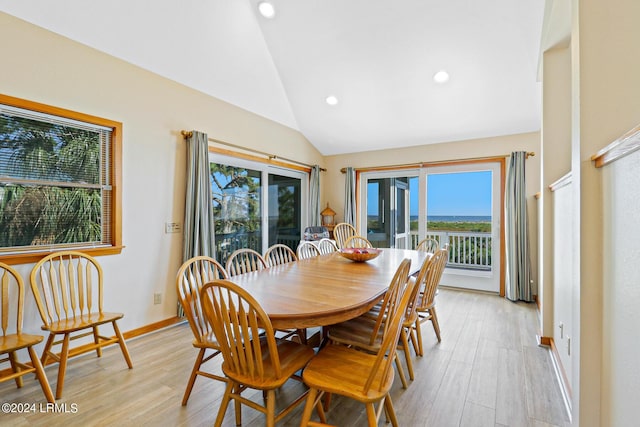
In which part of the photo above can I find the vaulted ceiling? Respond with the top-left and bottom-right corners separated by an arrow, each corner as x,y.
0,0 -> 545,155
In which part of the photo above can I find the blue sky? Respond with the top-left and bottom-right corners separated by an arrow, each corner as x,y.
368,171 -> 492,216
424,171 -> 492,216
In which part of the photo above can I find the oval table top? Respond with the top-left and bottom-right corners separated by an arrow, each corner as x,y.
227,248 -> 428,329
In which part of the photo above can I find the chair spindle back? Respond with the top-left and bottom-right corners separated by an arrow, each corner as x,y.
0,263 -> 25,337
200,279 -> 281,380
363,262 -> 416,394
367,258 -> 411,346
264,244 -> 297,267
30,251 -> 103,327
176,256 -> 228,341
333,223 -> 357,249
417,248 -> 448,311
317,238 -> 338,255
296,241 -> 321,260
225,249 -> 268,277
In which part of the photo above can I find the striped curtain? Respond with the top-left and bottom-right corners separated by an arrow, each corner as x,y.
182,130 -> 215,261
504,151 -> 533,302
309,165 -> 321,226
344,166 -> 356,226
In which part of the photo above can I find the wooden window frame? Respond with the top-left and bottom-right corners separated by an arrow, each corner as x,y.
0,94 -> 123,265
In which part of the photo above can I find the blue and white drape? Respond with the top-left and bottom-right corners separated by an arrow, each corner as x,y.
309,165 -> 321,226
182,130 -> 215,261
344,166 -> 356,226
504,151 -> 533,302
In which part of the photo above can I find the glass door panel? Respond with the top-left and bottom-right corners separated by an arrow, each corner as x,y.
268,173 -> 302,252
366,179 -> 388,247
424,164 -> 501,293
395,179 -> 410,249
210,163 -> 262,265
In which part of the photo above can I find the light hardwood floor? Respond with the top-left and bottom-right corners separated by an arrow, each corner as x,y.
1,288 -> 570,427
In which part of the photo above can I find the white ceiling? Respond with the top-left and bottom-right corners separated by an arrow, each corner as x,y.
0,0 -> 545,156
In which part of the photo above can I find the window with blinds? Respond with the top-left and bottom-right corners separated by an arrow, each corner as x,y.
0,95 -> 122,259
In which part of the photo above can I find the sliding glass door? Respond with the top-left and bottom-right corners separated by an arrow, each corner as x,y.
210,155 -> 308,265
360,161 -> 502,293
363,175 -> 414,248
424,162 -> 501,293
268,173 -> 302,249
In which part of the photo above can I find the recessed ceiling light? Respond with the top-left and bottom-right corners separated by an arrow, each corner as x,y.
325,95 -> 339,106
433,70 -> 450,84
258,2 -> 276,19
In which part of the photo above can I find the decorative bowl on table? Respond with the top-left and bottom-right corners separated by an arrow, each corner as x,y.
338,247 -> 382,262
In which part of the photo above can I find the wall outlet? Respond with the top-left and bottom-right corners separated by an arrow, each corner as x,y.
165,222 -> 181,233
154,292 -> 162,305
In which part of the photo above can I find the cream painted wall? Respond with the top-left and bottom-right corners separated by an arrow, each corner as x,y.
324,132 -> 542,289
571,0 -> 640,425
551,176 -> 574,397
541,47 -> 572,342
602,150 -> 640,427
0,13 -> 324,337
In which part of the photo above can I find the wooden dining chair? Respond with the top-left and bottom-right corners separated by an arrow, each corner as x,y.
414,247 -> 449,352
226,248 -> 302,342
398,252 -> 433,379
299,262 -> 417,427
325,258 -> 412,389
0,262 -> 54,403
176,256 -> 228,406
199,279 -> 325,427
29,251 -> 133,399
225,248 -> 268,277
264,243 -> 297,267
343,235 -> 373,248
416,237 -> 439,253
317,238 -> 338,255
296,241 -> 321,260
333,222 -> 357,249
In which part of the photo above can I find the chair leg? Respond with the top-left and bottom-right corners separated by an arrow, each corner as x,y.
266,389 -> 276,427
234,383 -> 242,426
399,329 -> 414,380
182,348 -> 206,406
28,346 -> 54,403
93,325 -> 102,357
314,391 -> 327,424
112,320 -> 133,368
430,307 -> 442,342
322,392 -> 332,411
214,381 -> 233,427
383,394 -> 399,427
299,387 -> 319,427
365,402 -> 377,427
55,333 -> 71,399
8,351 -> 23,388
415,319 -> 424,356
408,324 -> 419,356
295,328 -> 307,345
394,354 -> 408,389
41,333 -> 55,366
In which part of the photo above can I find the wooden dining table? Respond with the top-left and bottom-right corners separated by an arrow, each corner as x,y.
227,248 -> 428,330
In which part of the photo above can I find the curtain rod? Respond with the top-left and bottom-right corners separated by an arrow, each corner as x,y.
181,130 -> 326,171
339,152 -> 535,173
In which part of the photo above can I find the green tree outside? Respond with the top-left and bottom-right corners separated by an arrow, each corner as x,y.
0,114 -> 103,248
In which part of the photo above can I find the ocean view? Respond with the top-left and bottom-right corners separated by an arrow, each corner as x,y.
412,215 -> 491,223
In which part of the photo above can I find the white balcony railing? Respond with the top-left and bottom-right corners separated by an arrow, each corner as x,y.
410,231 -> 492,271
